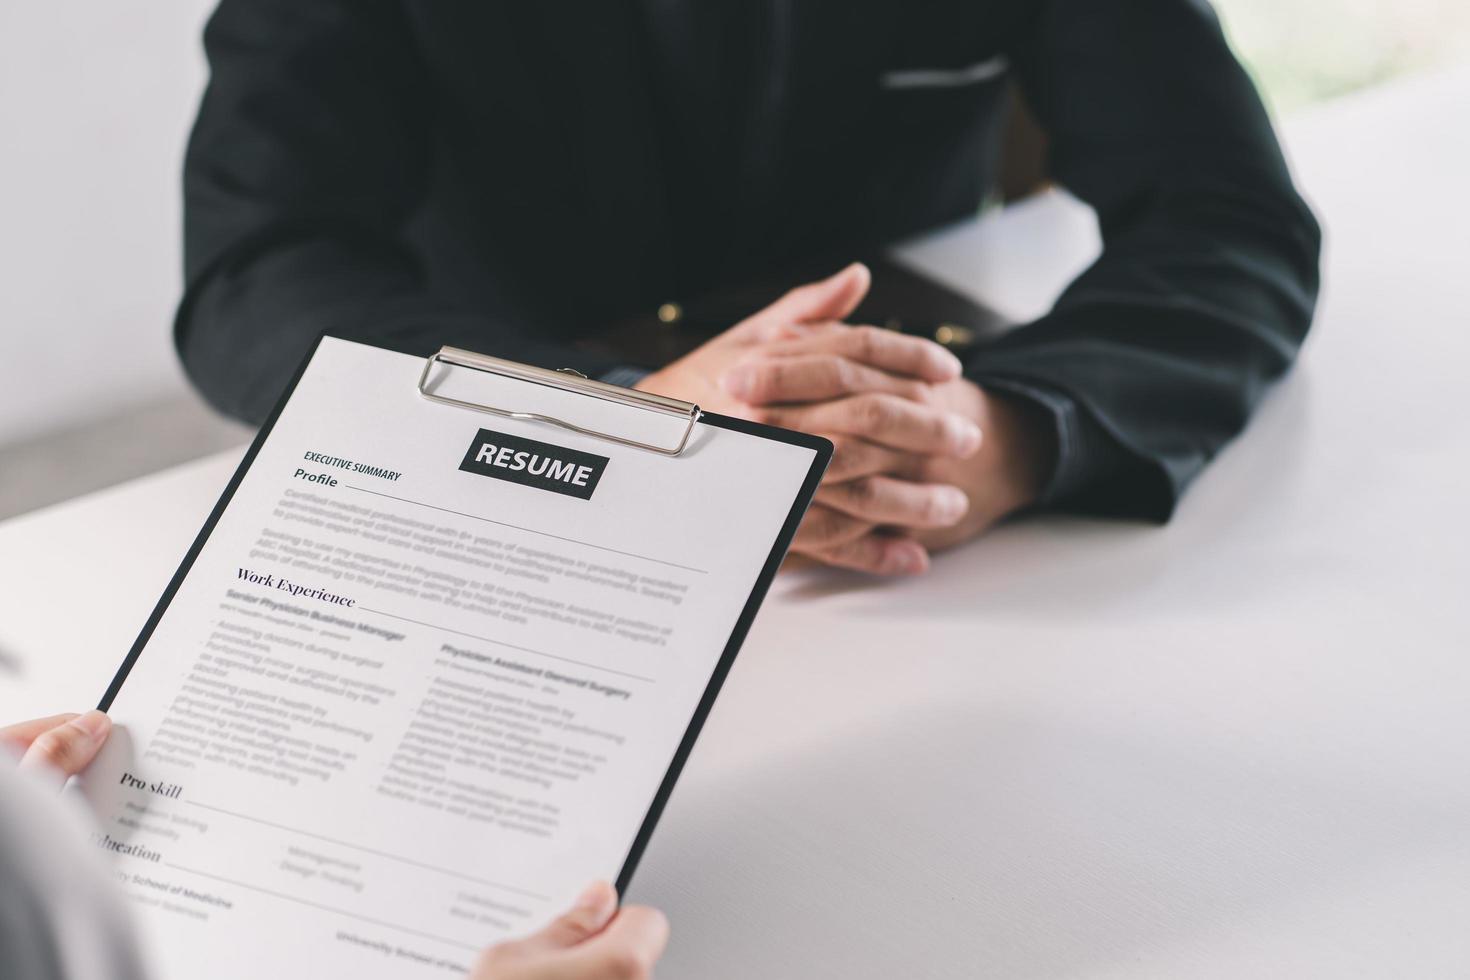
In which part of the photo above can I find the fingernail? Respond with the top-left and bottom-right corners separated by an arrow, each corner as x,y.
69,710 -> 111,743
939,488 -> 969,522
889,544 -> 928,575
719,369 -> 751,398
949,419 -> 983,456
925,346 -> 963,378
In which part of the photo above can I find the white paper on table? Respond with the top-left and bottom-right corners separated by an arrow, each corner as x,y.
70,336 -> 826,979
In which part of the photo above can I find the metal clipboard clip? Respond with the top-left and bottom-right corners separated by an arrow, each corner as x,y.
417,346 -> 701,456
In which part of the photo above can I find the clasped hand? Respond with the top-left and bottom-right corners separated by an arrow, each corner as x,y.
637,264 -> 1052,574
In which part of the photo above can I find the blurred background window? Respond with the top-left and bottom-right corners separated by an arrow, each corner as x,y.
1215,0 -> 1470,110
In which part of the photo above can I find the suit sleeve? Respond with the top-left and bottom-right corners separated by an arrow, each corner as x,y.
970,0 -> 1321,519
176,0 -> 622,424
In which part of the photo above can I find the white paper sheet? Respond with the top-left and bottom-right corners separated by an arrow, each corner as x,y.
71,337 -> 820,978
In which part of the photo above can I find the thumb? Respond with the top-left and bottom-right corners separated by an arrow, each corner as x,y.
18,710 -> 112,781
517,881 -> 619,953
742,263 -> 871,340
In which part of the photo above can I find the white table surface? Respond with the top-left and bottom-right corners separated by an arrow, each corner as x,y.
4,67 -> 1469,978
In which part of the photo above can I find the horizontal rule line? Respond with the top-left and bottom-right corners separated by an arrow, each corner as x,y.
183,800 -> 548,900
357,606 -> 657,683
161,862 -> 481,954
342,484 -> 709,574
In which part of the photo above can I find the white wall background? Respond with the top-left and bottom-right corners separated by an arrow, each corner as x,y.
0,0 -> 215,445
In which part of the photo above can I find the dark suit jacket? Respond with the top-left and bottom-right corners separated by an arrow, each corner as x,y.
177,0 -> 1320,520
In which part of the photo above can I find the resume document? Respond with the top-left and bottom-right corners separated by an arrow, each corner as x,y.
73,338 -> 823,978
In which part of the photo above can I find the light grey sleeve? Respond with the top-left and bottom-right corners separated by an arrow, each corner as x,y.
0,765 -> 150,980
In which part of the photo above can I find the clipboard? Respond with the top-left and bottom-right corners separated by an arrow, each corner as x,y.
418,347 -> 702,456
407,341 -> 831,892
89,334 -> 831,956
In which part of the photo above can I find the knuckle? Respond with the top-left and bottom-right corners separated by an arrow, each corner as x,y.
751,360 -> 784,399
560,908 -> 601,939
826,436 -> 853,472
851,325 -> 884,361
853,395 -> 895,431
827,437 -> 863,477
929,412 -> 955,446
30,730 -> 72,768
836,538 -> 885,573
846,477 -> 882,509
903,379 -> 935,404
807,508 -> 845,543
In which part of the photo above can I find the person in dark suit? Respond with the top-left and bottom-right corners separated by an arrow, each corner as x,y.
177,0 -> 1320,575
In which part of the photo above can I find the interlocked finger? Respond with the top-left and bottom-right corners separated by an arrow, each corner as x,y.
759,393 -> 982,457
766,324 -> 962,381
822,436 -> 929,483
793,503 -> 875,551
722,354 -> 930,405
816,476 -> 969,529
804,532 -> 931,576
